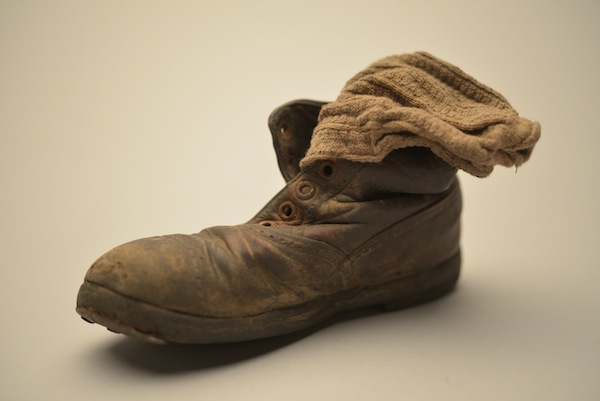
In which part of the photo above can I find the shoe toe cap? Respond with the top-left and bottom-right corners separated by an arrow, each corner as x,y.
81,235 -> 204,314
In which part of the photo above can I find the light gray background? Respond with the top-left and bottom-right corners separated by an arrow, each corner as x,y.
2,1 -> 599,400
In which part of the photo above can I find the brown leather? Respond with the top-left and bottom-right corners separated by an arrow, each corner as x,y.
268,99 -> 327,181
76,102 -> 462,344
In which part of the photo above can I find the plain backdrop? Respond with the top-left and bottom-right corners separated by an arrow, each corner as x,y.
1,1 -> 599,400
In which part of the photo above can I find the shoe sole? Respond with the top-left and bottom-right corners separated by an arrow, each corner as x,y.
76,250 -> 460,344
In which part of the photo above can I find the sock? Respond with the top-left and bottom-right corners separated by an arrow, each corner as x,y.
301,52 -> 541,177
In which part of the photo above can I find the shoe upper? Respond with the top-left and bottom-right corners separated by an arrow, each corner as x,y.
80,100 -> 461,323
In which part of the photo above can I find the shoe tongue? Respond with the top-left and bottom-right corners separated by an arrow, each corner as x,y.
268,100 -> 327,182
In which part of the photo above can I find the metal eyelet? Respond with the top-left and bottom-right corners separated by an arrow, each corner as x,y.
318,159 -> 337,180
296,180 -> 315,200
279,122 -> 292,140
278,201 -> 297,221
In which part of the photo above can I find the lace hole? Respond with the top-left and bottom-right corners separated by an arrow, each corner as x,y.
279,122 -> 291,140
318,160 -> 337,179
278,201 -> 297,221
296,181 -> 315,200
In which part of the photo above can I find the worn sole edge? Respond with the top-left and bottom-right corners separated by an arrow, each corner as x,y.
76,250 -> 460,344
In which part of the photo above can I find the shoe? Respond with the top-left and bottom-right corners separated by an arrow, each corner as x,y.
76,100 -> 462,344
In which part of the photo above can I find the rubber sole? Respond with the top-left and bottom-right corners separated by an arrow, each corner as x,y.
76,250 -> 460,344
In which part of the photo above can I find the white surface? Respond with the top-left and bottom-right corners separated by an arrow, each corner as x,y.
2,1 -> 599,400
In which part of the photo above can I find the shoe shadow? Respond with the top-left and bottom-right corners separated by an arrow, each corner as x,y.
107,330 -> 306,374
106,306 -> 384,374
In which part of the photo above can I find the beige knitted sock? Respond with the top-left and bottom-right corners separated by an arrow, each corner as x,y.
300,52 -> 541,177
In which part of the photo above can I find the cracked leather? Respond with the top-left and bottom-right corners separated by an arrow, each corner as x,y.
78,100 -> 462,343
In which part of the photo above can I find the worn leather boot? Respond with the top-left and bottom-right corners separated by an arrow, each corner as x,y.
76,100 -> 461,344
